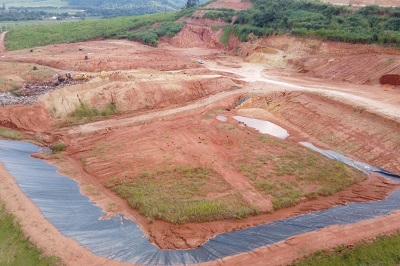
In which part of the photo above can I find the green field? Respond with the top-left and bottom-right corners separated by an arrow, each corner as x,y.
4,9 -> 193,50
0,201 -> 60,266
292,232 -> 400,266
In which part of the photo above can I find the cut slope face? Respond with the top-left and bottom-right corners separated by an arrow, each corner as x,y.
239,92 -> 400,174
241,35 -> 400,86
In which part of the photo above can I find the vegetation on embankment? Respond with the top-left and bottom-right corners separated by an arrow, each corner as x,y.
106,166 -> 259,224
0,202 -> 61,266
4,9 -> 194,50
221,0 -> 400,46
5,0 -> 400,50
236,133 -> 366,210
291,232 -> 400,266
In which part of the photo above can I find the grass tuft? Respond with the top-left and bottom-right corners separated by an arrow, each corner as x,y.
109,166 -> 259,223
0,127 -> 22,140
291,232 -> 400,266
0,202 -> 61,265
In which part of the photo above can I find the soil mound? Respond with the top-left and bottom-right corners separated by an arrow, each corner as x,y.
0,104 -> 53,133
380,74 -> 400,85
39,73 -> 240,117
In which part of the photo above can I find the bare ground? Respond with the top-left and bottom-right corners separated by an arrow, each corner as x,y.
0,15 -> 400,266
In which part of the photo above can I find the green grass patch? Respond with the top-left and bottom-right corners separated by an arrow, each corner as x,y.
0,201 -> 61,266
62,101 -> 118,125
238,134 -> 366,210
120,21 -> 184,46
50,143 -> 66,153
0,127 -> 22,140
108,166 -> 259,223
4,10 -> 189,50
291,232 -> 400,266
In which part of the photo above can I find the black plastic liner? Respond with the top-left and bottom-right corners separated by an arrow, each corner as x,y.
0,140 -> 399,265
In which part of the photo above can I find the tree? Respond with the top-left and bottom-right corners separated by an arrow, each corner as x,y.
185,0 -> 199,9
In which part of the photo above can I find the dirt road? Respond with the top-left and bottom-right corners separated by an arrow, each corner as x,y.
0,31 -> 6,53
68,62 -> 400,135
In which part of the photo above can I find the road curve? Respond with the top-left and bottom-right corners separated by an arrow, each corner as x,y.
68,62 -> 400,135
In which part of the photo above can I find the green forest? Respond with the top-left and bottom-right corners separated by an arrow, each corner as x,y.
221,0 -> 400,46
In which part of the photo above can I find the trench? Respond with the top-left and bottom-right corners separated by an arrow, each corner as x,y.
1,139 -> 399,265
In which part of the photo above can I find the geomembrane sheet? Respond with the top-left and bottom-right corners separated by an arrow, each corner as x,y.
0,140 -> 399,265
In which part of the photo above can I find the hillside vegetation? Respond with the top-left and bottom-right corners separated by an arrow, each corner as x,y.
4,10 -> 193,50
223,0 -> 400,46
4,0 -> 400,50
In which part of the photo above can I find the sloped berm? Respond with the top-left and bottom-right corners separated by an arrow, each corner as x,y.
0,139 -> 399,265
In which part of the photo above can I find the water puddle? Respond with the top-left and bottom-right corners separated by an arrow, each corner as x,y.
233,116 -> 289,139
216,115 -> 227,122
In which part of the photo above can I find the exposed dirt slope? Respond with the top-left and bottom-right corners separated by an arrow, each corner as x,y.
0,104 -> 53,133
240,92 -> 400,173
65,100 -> 399,249
40,71 -> 241,117
167,24 -> 224,48
240,35 -> 400,86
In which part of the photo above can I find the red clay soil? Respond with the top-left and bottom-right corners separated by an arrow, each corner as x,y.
240,35 -> 400,86
0,103 -> 53,133
167,24 -> 225,49
0,40 -> 203,72
242,92 -> 400,174
380,74 -> 400,85
0,23 -> 400,264
61,96 -> 400,249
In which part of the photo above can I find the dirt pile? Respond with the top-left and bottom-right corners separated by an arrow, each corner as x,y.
40,72 -> 241,117
380,74 -> 400,85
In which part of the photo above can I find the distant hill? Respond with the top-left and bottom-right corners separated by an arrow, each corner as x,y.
64,0 -> 210,17
66,0 -> 187,12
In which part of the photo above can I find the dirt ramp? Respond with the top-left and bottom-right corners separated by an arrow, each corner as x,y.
0,104 -> 53,133
380,74 -> 400,85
